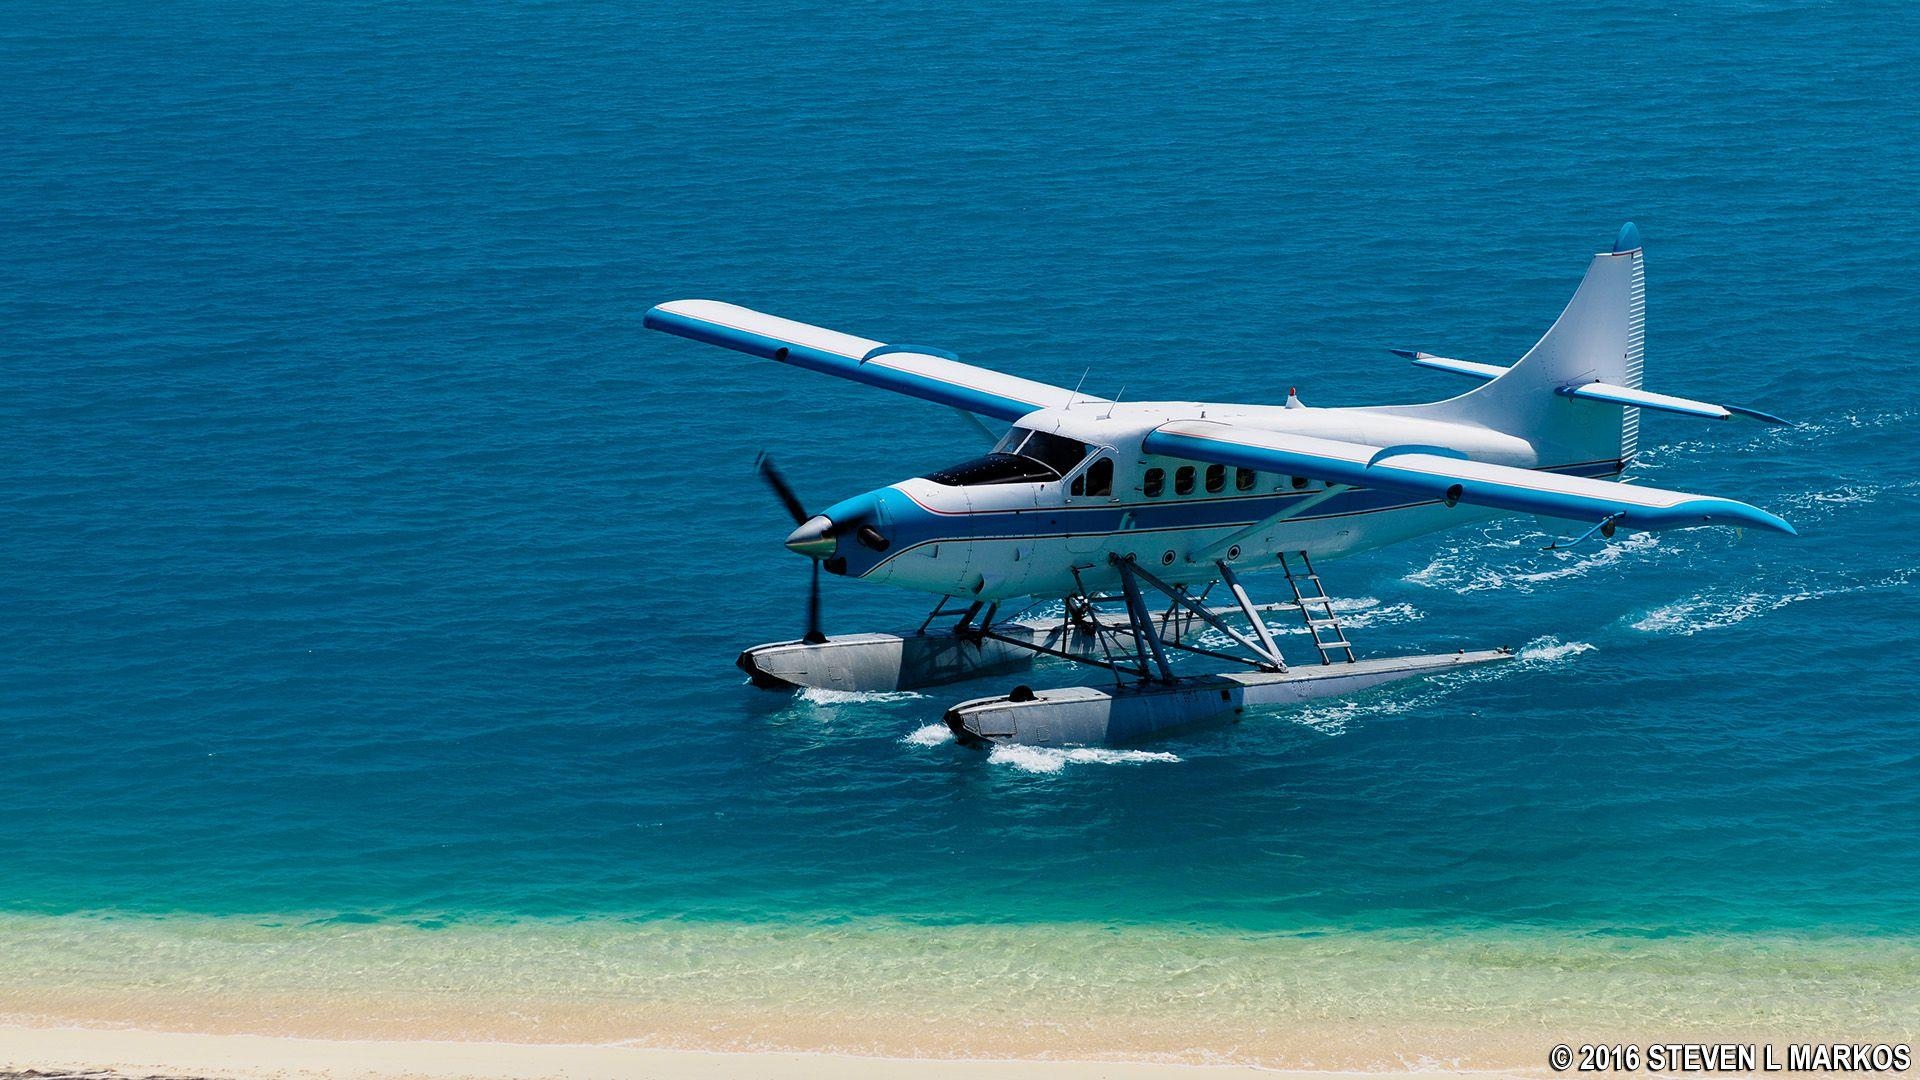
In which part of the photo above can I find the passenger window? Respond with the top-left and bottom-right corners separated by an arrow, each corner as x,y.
1085,457 -> 1113,497
1236,467 -> 1256,492
1205,464 -> 1225,494
1291,475 -> 1310,490
1175,466 -> 1195,496
1143,467 -> 1165,498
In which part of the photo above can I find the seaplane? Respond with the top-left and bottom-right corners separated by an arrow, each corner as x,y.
646,224 -> 1793,748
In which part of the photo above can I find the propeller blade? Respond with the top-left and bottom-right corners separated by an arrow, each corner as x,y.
803,558 -> 826,644
755,452 -> 810,526
756,452 -> 826,643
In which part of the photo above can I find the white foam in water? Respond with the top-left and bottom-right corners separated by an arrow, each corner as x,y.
1781,480 -> 1920,523
1402,531 -> 1529,592
797,687 -> 925,705
1286,699 -> 1366,735
1194,597 -> 1423,651
1511,530 -> 1659,586
1403,556 -> 1512,594
1331,600 -> 1423,629
1785,483 -> 1882,509
1516,636 -> 1596,663
1408,530 -> 1660,594
1630,591 -> 1813,636
1788,408 -> 1916,435
987,744 -> 1181,774
903,723 -> 954,747
1287,692 -> 1428,735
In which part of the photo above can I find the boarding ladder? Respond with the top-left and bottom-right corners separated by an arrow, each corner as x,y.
1279,551 -> 1356,664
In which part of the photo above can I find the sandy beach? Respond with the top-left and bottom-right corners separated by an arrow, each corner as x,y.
1,912 -> 1915,1077
2,913 -> 1915,1074
2,1025 -> 1547,1080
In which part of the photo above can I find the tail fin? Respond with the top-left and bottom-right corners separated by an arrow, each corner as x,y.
1412,223 -> 1646,469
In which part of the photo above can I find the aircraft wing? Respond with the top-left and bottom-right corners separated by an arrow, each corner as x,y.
646,299 -> 1100,422
1143,421 -> 1795,535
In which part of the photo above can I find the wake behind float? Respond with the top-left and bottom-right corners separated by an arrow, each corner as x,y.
652,224 -> 1792,748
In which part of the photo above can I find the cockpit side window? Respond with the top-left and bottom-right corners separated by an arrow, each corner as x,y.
1084,457 -> 1113,497
1072,456 -> 1114,497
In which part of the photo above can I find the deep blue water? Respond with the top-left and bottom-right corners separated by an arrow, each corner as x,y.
2,1 -> 1917,940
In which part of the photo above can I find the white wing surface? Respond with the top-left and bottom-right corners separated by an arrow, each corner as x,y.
646,299 -> 1099,421
1143,420 -> 1794,535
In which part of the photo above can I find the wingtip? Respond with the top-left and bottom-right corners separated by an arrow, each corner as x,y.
1677,497 -> 1797,536
1733,504 -> 1798,536
643,298 -> 719,331
1613,221 -> 1642,254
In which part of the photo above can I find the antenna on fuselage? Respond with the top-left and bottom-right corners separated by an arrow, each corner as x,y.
1102,385 -> 1126,420
1065,367 -> 1090,410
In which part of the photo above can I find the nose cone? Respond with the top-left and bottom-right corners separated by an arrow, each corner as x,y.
785,515 -> 836,558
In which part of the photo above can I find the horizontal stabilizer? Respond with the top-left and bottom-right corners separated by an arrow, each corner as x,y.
1723,402 -> 1792,425
1557,381 -> 1787,424
1397,348 -> 1787,425
1394,350 -> 1507,381
1144,421 -> 1794,536
646,300 -> 1099,422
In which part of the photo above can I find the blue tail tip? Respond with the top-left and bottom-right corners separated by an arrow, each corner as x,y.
1613,221 -> 1642,254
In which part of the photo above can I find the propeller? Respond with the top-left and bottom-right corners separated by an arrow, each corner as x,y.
755,453 -> 828,644
756,452 -> 809,528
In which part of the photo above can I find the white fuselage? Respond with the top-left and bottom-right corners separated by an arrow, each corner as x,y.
811,401 -> 1615,601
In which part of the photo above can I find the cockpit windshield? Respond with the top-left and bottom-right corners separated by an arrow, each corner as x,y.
923,427 -> 1088,487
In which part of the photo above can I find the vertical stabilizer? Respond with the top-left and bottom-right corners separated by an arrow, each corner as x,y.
1396,224 -> 1646,470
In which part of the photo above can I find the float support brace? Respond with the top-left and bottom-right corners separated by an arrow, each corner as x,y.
1217,559 -> 1288,671
1122,559 -> 1287,672
1114,557 -> 1176,683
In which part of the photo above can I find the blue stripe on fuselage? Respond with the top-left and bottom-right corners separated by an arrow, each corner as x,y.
840,459 -> 1622,578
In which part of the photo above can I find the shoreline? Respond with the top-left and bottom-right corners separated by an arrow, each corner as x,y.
1,912 -> 1914,1075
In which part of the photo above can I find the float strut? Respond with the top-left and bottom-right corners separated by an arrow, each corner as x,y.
1114,557 -> 1176,683
916,596 -> 952,635
952,600 -> 985,632
1217,559 -> 1287,671
1122,559 -> 1287,672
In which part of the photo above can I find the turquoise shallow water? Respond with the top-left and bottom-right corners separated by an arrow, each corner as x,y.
2,0 -> 1918,966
